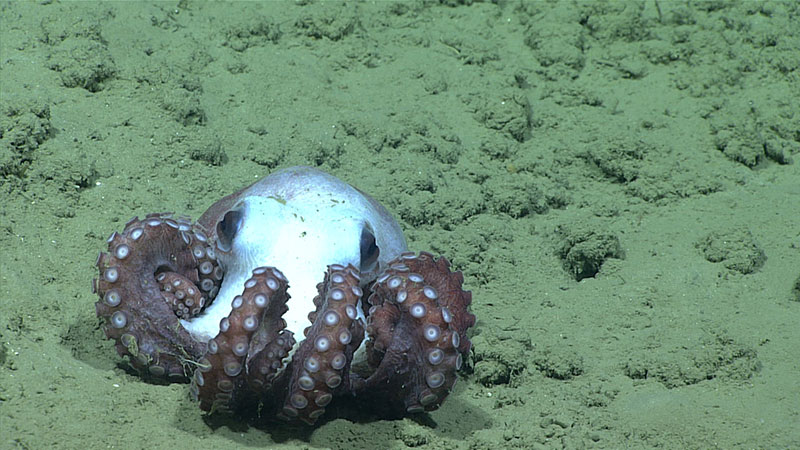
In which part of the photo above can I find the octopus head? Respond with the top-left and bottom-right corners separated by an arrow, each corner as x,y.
182,166 -> 407,344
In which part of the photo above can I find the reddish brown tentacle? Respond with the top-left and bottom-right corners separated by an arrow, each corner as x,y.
361,252 -> 474,414
93,213 -> 221,379
191,266 -> 290,413
278,264 -> 365,424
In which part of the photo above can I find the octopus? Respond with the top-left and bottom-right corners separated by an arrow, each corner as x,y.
93,166 -> 475,424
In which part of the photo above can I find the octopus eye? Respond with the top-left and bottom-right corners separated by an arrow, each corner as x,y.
359,224 -> 380,275
216,209 -> 243,253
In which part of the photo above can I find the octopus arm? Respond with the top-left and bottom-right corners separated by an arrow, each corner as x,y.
93,214 -> 221,379
278,264 -> 365,424
361,252 -> 476,415
191,266 -> 292,414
